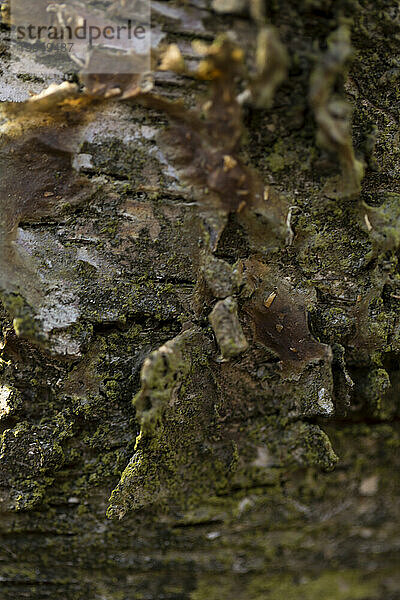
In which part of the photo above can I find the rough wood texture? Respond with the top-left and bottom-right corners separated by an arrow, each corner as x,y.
1,1 -> 400,598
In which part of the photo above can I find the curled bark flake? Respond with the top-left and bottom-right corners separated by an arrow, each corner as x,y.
202,255 -> 236,299
137,34 -> 285,220
134,327 -> 203,435
209,296 -> 249,359
107,327 -> 222,518
309,25 -> 364,199
242,259 -> 332,376
237,185 -> 289,252
0,83 -> 96,313
0,82 -> 96,231
250,26 -> 289,109
155,36 -> 255,214
150,34 -> 288,242
2,82 -> 80,115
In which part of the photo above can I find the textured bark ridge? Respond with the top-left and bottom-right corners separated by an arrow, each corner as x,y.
1,1 -> 400,599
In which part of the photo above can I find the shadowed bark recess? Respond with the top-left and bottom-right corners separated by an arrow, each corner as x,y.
1,1 -> 400,599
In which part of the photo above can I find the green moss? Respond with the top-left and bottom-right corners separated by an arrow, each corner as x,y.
266,139 -> 288,172
1,4 -> 400,598
190,569 -> 381,600
1,293 -> 41,340
249,570 -> 380,600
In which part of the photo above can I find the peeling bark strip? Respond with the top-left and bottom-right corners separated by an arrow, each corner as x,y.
309,25 -> 364,199
209,297 -> 248,359
1,0 -> 400,598
241,259 -> 332,377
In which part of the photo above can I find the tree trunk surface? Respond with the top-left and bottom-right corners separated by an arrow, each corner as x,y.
1,1 -> 400,599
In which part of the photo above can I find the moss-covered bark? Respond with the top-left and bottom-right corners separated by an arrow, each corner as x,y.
1,1 -> 400,598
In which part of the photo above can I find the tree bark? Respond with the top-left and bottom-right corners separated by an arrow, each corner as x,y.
1,1 -> 400,599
